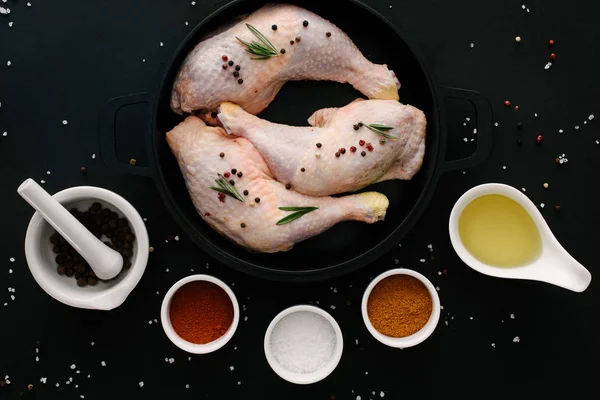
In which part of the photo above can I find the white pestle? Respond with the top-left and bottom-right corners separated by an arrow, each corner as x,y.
18,179 -> 123,280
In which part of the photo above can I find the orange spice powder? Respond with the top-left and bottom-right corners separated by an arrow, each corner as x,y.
169,281 -> 234,344
367,275 -> 432,338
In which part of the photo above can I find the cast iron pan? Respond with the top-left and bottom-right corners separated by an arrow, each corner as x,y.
99,0 -> 493,282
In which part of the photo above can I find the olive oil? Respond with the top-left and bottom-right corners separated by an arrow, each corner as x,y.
458,194 -> 541,267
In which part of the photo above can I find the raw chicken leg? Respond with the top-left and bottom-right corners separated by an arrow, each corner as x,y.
217,99 -> 426,196
171,3 -> 400,122
166,116 -> 389,253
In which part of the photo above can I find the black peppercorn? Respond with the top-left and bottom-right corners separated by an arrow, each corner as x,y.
229,180 -> 235,186
290,40 -> 295,45
295,36 -> 301,42
316,143 -> 322,148
231,169 -> 237,174
326,32 -> 332,37
238,79 -> 244,84
303,20 -> 309,27
335,152 -> 341,158
301,168 -> 305,172
55,254 -> 67,264
255,197 -> 261,203
272,24 -> 277,30
222,64 -> 228,69
361,151 -> 366,157
243,190 -> 249,196
241,223 -> 246,228
237,172 -> 243,178
516,122 -> 523,129
220,152 -> 225,158
87,276 -> 98,286
353,124 -> 360,131
233,71 -> 240,77
285,183 -> 292,190
235,65 -> 241,71
340,148 -> 346,154
228,60 -> 234,66
211,111 -> 218,119
77,277 -> 87,287
280,49 -> 286,54
57,265 -> 66,275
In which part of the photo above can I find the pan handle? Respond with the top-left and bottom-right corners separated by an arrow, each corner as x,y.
99,92 -> 153,177
441,86 -> 494,172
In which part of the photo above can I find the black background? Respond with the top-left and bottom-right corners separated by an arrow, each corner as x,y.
1,0 -> 599,398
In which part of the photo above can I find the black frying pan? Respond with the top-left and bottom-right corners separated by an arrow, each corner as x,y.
99,0 -> 493,282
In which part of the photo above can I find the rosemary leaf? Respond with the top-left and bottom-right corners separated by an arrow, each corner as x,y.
209,174 -> 244,202
360,122 -> 399,139
236,24 -> 280,60
276,206 -> 319,225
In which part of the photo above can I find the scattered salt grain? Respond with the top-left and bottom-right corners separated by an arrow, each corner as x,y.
142,59 -> 146,63
168,358 -> 175,364
237,381 -> 241,385
76,370 -> 80,374
438,271 -> 442,276
90,342 -> 95,346
8,21 -> 12,27
470,43 -> 474,48
185,21 -> 189,26
40,377 -> 47,384
191,1 -> 196,4
35,356 -> 39,362
159,42 -> 163,47
269,311 -> 336,374
244,316 -> 248,322
502,166 -> 507,170
101,361 -> 106,367
229,366 -> 234,371
56,383 -> 60,387
494,122 -> 499,127
9,258 -> 14,262
62,120 -> 68,125
174,236 -> 180,241
510,313 -> 515,319
10,295 -> 14,300
575,125 -> 580,130
513,336 -> 520,343
491,343 -> 496,348
589,114 -> 595,121
8,269 -> 12,274
463,122 -> 467,126
381,392 -> 385,398
40,180 -> 45,184
92,154 -> 96,159
596,140 -> 599,145
139,382 -> 144,388
7,60 -> 11,66
466,117 -> 471,121
2,132 -> 6,137
70,364 -> 76,369
540,203 -> 545,209
185,384 -> 190,389
420,258 -> 426,263
357,397 -> 362,400
330,305 -> 336,310
27,2 -> 31,6
522,188 -> 526,192
148,320 -> 152,325
544,62 -> 552,70
0,7 -> 9,14
559,129 -> 564,133
470,317 -> 473,320
473,128 -> 477,134
436,287 -> 440,291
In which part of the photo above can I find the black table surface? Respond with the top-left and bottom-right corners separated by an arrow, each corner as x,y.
1,0 -> 599,398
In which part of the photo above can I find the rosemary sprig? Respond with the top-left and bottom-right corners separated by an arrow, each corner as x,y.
276,206 -> 319,226
210,174 -> 245,202
360,122 -> 399,139
236,24 -> 280,60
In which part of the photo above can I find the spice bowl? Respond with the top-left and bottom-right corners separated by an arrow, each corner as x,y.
264,305 -> 343,385
23,185 -> 149,310
361,269 -> 440,348
161,274 -> 240,354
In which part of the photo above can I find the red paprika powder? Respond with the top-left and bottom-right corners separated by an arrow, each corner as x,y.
169,281 -> 234,344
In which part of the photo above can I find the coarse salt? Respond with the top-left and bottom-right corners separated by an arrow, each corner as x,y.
101,361 -> 106,366
2,132 -> 6,137
40,377 -> 47,384
269,311 -> 336,374
513,336 -> 520,343
510,313 -> 515,319
70,364 -> 76,369
470,43 -> 474,48
139,382 -> 144,387
589,114 -> 595,121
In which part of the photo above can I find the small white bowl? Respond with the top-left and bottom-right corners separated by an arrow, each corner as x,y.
161,274 -> 239,354
264,305 -> 343,385
361,268 -> 440,348
24,186 -> 149,310
448,183 -> 592,292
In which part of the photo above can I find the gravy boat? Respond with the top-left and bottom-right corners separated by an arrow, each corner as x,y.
449,183 -> 591,292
